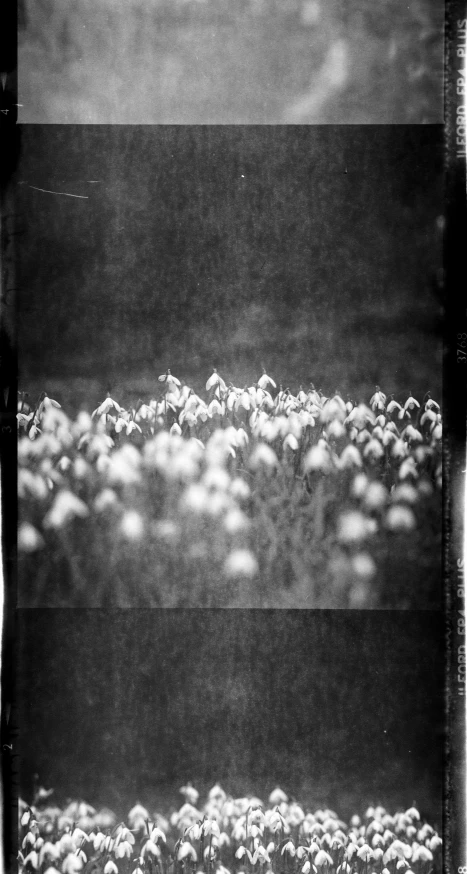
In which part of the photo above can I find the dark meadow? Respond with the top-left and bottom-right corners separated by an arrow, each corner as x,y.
16,125 -> 443,411
17,610 -> 444,823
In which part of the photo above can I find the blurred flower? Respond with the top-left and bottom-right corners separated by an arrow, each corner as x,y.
127,804 -> 149,831
363,438 -> 385,461
391,484 -> 418,504
18,522 -> 45,553
230,478 -> 251,501
249,444 -> 278,471
363,481 -> 388,511
180,783 -> 199,805
224,549 -> 258,578
351,552 -> 376,579
224,509 -> 250,534
120,510 -> 144,541
338,445 -> 362,469
337,511 -> 371,544
43,490 -> 89,529
304,445 -> 332,474
107,445 -> 141,486
269,788 -> 288,805
398,457 -> 418,480
94,488 -> 119,513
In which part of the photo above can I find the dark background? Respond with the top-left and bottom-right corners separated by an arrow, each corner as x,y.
16,125 -> 443,411
17,610 -> 444,824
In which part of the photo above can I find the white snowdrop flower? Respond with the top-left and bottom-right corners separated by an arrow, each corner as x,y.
224,509 -> 250,534
403,393 -> 420,411
363,481 -> 388,511
411,846 -> 432,863
178,843 -> 198,862
206,369 -> 227,392
249,443 -> 278,471
236,427 -> 249,448
107,445 -> 141,486
321,396 -> 346,423
382,428 -> 398,447
142,840 -> 161,858
62,853 -> 84,873
230,477 -> 251,501
315,850 -> 333,868
391,438 -> 409,460
71,411 -> 93,438
203,466 -> 231,492
363,438 -> 384,460
170,422 -> 183,436
224,549 -> 258,578
180,783 -> 200,805
72,457 -> 89,480
283,433 -> 299,452
43,490 -> 89,529
338,444 -> 362,469
57,455 -> 72,473
93,488 -> 119,513
287,412 -> 303,439
303,444 -> 332,474
18,469 -> 49,501
269,787 -> 288,805
337,511 -> 370,544
345,404 -> 375,429
327,418 -> 346,439
104,862 -> 119,874
403,425 -> 423,443
372,425 -> 385,442
391,484 -> 419,504
258,370 -> 276,390
414,445 -> 433,465
166,452 -> 199,483
351,552 -> 376,579
127,804 -> 149,830
398,457 -> 418,480
355,428 -> 372,445
24,851 -> 39,869
95,453 -> 111,475
385,505 -> 416,531
351,472 -> 369,498
181,484 -> 210,514
18,522 -> 45,553
120,510 -> 144,540
357,844 -> 373,861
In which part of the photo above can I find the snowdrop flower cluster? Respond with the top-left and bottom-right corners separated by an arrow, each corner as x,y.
17,374 -> 441,607
18,785 -> 442,874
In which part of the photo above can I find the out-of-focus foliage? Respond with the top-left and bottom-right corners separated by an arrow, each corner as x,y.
19,0 -> 443,123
